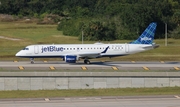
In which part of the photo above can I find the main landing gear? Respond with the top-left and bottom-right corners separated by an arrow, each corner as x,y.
84,59 -> 90,64
30,58 -> 34,64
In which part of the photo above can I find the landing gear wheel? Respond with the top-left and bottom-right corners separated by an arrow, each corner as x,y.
31,61 -> 34,64
84,59 -> 90,64
86,60 -> 90,64
30,58 -> 34,64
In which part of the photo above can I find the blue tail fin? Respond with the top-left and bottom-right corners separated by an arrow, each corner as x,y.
130,22 -> 157,44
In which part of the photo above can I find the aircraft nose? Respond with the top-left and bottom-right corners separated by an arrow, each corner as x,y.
15,51 -> 21,57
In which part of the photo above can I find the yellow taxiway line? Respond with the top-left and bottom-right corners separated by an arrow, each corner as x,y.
81,66 -> 87,70
18,66 -> 24,70
143,66 -> 149,70
49,66 -> 55,70
112,66 -> 118,70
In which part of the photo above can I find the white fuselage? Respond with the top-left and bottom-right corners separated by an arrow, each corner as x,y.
16,43 -> 154,59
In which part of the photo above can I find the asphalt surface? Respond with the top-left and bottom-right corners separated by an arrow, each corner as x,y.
0,61 -> 179,71
0,61 -> 179,106
0,95 -> 179,107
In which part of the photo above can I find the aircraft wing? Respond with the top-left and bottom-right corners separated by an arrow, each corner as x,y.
79,46 -> 109,58
78,52 -> 101,58
65,46 -> 109,59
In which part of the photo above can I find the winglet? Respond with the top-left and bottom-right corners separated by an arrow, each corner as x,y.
130,22 -> 157,44
101,46 -> 109,53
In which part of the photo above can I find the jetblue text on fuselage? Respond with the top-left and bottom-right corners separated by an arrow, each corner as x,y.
41,46 -> 63,53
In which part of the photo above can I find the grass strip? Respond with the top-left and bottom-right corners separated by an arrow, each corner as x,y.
0,87 -> 179,99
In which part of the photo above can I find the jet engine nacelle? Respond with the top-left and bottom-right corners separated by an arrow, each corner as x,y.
65,55 -> 77,63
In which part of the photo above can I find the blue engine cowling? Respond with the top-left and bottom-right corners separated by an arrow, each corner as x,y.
65,55 -> 77,63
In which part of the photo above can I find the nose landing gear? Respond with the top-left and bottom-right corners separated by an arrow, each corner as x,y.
30,58 -> 34,64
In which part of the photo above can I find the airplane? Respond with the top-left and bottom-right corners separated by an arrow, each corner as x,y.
16,22 -> 159,64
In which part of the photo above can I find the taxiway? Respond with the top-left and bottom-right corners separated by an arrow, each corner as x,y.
0,61 -> 179,71
0,95 -> 180,107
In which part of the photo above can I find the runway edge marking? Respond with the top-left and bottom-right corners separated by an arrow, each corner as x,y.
174,95 -> 180,99
112,66 -> 118,70
81,66 -> 87,70
143,66 -> 149,70
160,61 -> 165,63
18,66 -> 24,70
174,67 -> 180,70
45,98 -> 50,101
44,60 -> 48,63
131,61 -> 136,63
49,66 -> 55,70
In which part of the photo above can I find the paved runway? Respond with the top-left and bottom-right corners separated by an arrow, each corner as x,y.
0,95 -> 180,107
0,61 -> 180,71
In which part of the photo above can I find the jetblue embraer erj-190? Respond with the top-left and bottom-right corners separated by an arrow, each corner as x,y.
16,22 -> 159,64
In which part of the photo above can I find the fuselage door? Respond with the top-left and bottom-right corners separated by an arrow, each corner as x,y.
125,44 -> 129,53
34,46 -> 39,54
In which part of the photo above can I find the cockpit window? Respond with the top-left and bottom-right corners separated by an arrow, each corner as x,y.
22,48 -> 29,50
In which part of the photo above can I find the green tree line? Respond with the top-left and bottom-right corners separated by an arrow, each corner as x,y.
1,0 -> 180,40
